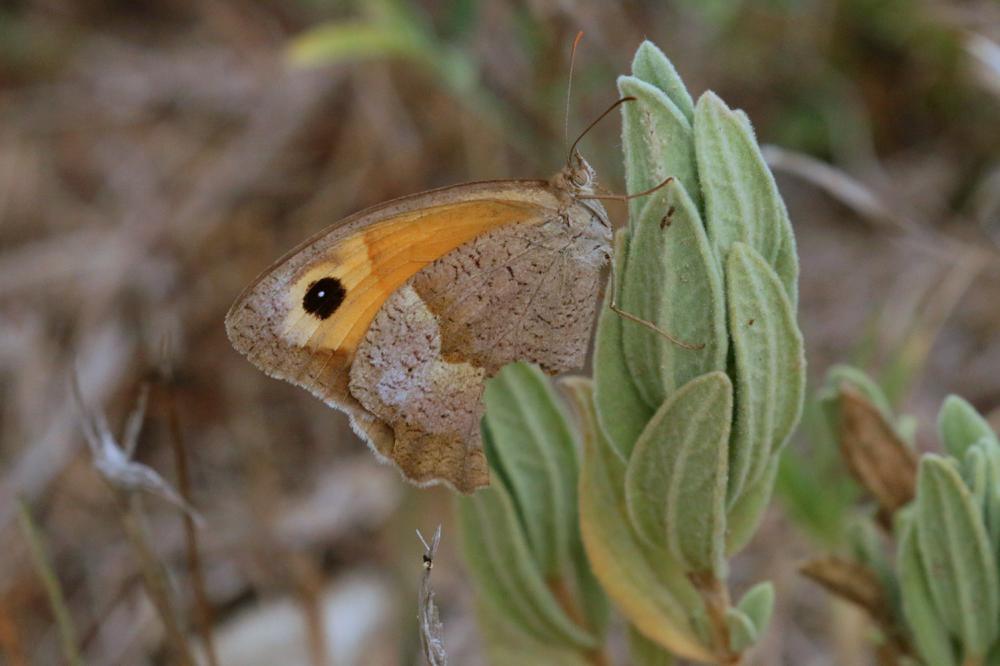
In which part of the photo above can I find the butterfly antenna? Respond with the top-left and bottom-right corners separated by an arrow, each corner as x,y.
564,31 -> 585,149
567,96 -> 636,167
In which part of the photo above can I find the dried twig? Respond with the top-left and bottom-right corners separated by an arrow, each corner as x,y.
70,373 -> 202,522
417,526 -> 447,666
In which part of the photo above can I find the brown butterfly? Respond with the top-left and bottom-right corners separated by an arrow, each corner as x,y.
226,139 -> 617,492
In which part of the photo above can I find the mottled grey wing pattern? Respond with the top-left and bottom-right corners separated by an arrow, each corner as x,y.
350,208 -> 610,491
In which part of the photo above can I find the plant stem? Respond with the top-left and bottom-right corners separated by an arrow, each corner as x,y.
689,571 -> 741,666
164,385 -> 219,666
16,499 -> 84,666
115,492 -> 196,666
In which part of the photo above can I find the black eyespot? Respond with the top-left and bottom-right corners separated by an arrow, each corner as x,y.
302,277 -> 346,319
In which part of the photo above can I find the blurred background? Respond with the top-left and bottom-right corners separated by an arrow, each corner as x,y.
1,0 -> 998,664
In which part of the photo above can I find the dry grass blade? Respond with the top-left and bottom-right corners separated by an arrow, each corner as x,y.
115,494 -> 197,666
762,145 -> 906,233
762,145 -> 997,264
70,372 -> 203,523
838,387 -> 918,517
15,500 -> 84,666
70,375 -> 198,665
417,525 -> 447,666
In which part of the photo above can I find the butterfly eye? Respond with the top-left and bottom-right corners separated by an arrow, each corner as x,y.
302,277 -> 346,319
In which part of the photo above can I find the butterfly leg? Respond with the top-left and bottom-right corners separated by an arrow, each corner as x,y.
607,250 -> 705,351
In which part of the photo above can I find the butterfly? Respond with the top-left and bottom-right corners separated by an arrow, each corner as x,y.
225,139 -> 616,493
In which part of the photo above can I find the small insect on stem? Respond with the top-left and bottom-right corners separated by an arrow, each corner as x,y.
660,205 -> 676,229
417,526 -> 447,666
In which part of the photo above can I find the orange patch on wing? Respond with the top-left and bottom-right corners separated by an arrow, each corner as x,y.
280,199 -> 542,354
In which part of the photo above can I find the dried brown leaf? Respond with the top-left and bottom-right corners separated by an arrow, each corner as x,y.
838,387 -> 918,515
800,556 -> 913,661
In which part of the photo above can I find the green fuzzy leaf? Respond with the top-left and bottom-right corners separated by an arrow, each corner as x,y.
965,438 -> 1000,555
475,601 -> 595,666
896,414 -> 918,448
568,378 -> 713,662
630,40 -> 694,121
694,92 -> 798,306
846,515 -> 891,582
627,624 -> 678,666
939,395 -> 998,459
725,242 -> 805,504
772,233 -> 799,311
736,582 -> 775,641
725,607 -> 758,653
594,230 -> 654,459
566,527 -> 611,640
625,371 -> 733,574
846,514 -> 901,618
689,605 -> 713,646
483,362 -> 579,576
620,182 -> 728,407
456,481 -> 598,650
914,456 -> 1000,657
963,444 -> 991,508
618,76 -> 699,223
897,520 -> 958,666
725,457 -> 778,556
481,365 -> 610,641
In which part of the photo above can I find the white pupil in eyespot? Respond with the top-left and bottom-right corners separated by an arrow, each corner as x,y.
317,290 -> 326,298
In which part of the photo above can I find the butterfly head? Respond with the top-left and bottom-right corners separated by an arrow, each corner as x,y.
552,149 -> 597,196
